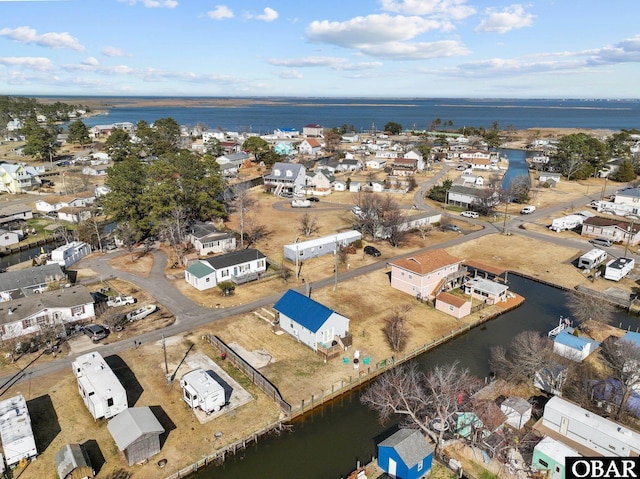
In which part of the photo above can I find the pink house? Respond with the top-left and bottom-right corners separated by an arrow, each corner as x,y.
390,249 -> 465,300
435,292 -> 471,319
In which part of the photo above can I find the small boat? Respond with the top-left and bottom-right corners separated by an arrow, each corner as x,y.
126,304 -> 158,322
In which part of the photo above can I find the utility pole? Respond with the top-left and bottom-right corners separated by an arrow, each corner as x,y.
333,238 -> 338,291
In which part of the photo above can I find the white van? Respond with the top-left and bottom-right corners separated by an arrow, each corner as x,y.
520,205 -> 536,214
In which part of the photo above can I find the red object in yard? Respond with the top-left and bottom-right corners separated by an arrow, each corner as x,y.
221,352 -> 227,360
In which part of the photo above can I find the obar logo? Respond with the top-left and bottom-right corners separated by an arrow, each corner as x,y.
566,458 -> 640,479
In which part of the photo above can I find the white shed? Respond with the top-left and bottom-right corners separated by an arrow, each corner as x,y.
72,352 -> 128,420
500,396 -> 532,429
180,368 -> 226,414
0,394 -> 37,467
283,230 -> 361,262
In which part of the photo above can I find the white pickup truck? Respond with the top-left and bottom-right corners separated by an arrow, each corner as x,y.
107,295 -> 136,307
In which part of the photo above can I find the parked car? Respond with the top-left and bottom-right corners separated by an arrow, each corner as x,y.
364,245 -> 381,257
351,206 -> 363,216
84,324 -> 108,342
520,205 -> 536,214
588,200 -> 601,208
308,197 -> 320,202
589,238 -> 613,247
443,224 -> 461,233
107,295 -> 136,307
460,211 -> 479,218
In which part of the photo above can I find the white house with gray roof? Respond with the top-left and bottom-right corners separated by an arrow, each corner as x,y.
463,277 -> 509,304
263,162 -> 306,196
187,222 -> 236,256
0,264 -> 67,302
0,285 -> 95,340
185,248 -> 267,291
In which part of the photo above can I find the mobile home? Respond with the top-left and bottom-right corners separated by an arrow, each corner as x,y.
541,396 -> 640,456
577,248 -> 607,269
179,368 -> 226,414
549,214 -> 585,232
531,437 -> 580,479
0,394 -> 37,467
72,352 -> 128,420
283,230 -> 362,262
47,241 -> 92,268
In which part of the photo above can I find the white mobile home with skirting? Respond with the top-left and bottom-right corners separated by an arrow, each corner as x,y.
541,396 -> 640,457
283,230 -> 361,262
72,352 -> 128,420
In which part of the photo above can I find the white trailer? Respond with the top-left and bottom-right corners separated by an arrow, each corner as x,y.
180,369 -> 226,414
0,395 -> 37,467
283,230 -> 362,262
549,214 -> 585,232
578,248 -> 607,269
604,257 -> 635,281
72,352 -> 128,420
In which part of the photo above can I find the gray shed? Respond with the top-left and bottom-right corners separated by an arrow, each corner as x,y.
107,407 -> 165,466
55,443 -> 94,479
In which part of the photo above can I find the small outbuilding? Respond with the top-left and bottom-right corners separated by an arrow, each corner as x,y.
500,396 -> 532,429
553,329 -> 600,362
107,407 -> 165,466
55,443 -> 94,479
377,428 -> 433,479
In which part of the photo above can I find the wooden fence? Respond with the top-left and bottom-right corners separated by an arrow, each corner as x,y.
205,334 -> 291,415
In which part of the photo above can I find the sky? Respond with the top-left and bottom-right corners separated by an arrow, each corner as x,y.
0,0 -> 639,99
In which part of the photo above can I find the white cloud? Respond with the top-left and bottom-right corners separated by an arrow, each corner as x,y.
274,70 -> 303,79
475,5 -> 534,34
246,7 -> 278,22
583,35 -> 640,65
118,0 -> 178,7
0,26 -> 84,51
207,5 -> 233,20
379,0 -> 476,21
82,56 -> 99,66
361,40 -> 470,60
0,56 -> 54,71
268,56 -> 383,71
102,46 -> 124,57
306,14 -> 441,47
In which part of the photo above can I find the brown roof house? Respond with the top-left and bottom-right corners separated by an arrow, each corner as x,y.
107,407 -> 165,466
390,249 -> 466,300
581,216 -> 640,245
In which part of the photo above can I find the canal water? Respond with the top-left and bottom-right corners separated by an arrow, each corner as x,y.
500,148 -> 534,190
196,275 -> 639,479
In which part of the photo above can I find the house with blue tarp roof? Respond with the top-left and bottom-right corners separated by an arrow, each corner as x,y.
273,290 -> 349,352
621,331 -> 640,347
552,329 -> 599,362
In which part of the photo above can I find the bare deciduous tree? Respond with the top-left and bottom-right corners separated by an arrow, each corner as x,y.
597,336 -> 640,420
379,198 -> 407,247
383,305 -> 411,352
244,215 -> 270,248
233,184 -> 256,248
490,330 -> 555,384
361,362 -> 481,450
298,212 -> 320,237
353,191 -> 384,238
566,290 -> 616,331
279,264 -> 292,284
76,208 -> 105,252
158,206 -> 188,262
416,222 -> 432,240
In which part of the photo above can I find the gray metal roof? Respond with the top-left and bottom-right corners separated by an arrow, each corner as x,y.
379,429 -> 433,468
0,264 -> 67,300
55,443 -> 93,478
188,222 -> 232,241
107,407 -> 164,451
204,248 -> 265,270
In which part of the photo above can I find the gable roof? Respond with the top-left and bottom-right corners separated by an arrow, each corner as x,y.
186,261 -> 214,279
188,222 -> 232,241
554,330 -> 599,351
264,162 -> 305,180
203,248 -> 265,270
0,285 -> 94,325
107,407 -> 164,451
273,289 -> 342,333
0,264 -> 66,295
436,291 -> 468,308
378,429 -> 433,468
583,216 -> 640,233
391,249 -> 463,275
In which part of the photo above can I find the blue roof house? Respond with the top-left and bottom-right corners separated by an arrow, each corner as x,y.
273,290 -> 350,352
378,429 -> 433,479
552,329 -> 600,362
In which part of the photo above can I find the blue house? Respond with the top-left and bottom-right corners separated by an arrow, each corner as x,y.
273,290 -> 350,352
378,429 -> 433,479
552,329 -> 599,362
